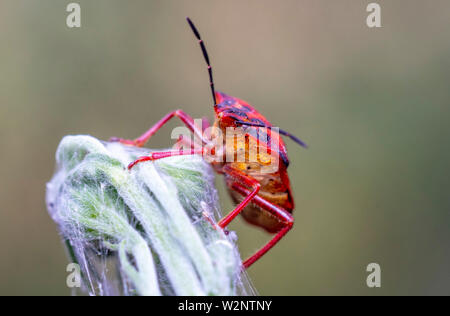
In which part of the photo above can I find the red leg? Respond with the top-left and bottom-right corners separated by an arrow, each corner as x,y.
200,116 -> 213,139
173,135 -> 193,151
128,148 -> 205,170
217,165 -> 261,228
230,182 -> 294,269
110,110 -> 210,147
173,132 -> 203,152
201,116 -> 211,132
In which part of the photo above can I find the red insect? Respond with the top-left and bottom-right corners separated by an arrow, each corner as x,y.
111,18 -> 307,269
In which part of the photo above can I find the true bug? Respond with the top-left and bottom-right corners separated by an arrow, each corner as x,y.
111,18 -> 307,269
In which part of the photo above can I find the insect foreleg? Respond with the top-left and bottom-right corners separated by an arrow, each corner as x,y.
110,110 -> 210,147
127,148 -> 206,170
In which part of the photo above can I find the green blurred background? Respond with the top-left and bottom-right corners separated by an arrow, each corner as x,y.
0,0 -> 449,295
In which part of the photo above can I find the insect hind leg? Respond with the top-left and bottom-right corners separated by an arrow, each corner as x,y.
217,165 -> 261,229
230,182 -> 294,269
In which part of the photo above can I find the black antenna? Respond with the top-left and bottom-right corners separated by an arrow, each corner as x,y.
278,128 -> 308,148
235,120 -> 308,148
186,17 -> 217,106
